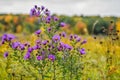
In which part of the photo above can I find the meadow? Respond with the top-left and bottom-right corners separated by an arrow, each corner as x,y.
0,5 -> 120,80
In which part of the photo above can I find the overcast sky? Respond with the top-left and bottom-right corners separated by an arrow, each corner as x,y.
0,0 -> 120,16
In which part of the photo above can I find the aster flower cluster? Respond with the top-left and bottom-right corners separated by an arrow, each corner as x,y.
0,5 -> 87,80
1,34 -> 16,44
30,5 -> 66,26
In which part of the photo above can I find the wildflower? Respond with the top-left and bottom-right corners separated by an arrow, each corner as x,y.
28,47 -> 33,53
81,39 -> 87,44
12,42 -> 20,49
52,45 -> 55,49
57,47 -> 61,51
24,42 -> 30,47
46,16 -> 51,23
59,42 -> 65,47
33,45 -> 41,50
4,52 -> 9,58
42,40 -> 48,45
2,34 -> 16,42
69,34 -> 73,41
52,34 -> 60,43
44,9 -> 51,16
61,32 -> 66,37
2,34 -> 7,41
1,40 -> 5,44
30,8 -> 36,16
36,55 -> 43,61
35,30 -> 41,35
36,11 -> 40,17
20,44 -> 25,50
47,27 -> 52,32
48,54 -> 55,62
60,22 -> 66,27
48,48 -> 51,51
58,43 -> 63,51
41,51 -> 45,55
53,16 -> 59,21
34,5 -> 37,9
79,48 -> 86,55
24,52 -> 31,60
76,37 -> 81,42
41,6 -> 45,11
36,40 -> 41,45
7,34 -> 16,41
74,35 -> 78,39
64,44 -> 72,51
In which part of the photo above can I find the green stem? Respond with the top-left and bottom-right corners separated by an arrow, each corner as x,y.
76,55 -> 79,80
53,61 -> 56,80
70,55 -> 73,80
41,60 -> 44,80
62,60 -> 65,80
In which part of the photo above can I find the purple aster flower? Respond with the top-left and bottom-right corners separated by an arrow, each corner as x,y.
60,42 -> 64,46
36,11 -> 40,17
7,34 -> 16,41
48,54 -> 55,62
61,32 -> 66,37
64,44 -> 72,51
74,35 -> 78,39
28,47 -> 33,53
35,30 -> 41,35
36,40 -> 41,44
48,48 -> 51,51
76,37 -> 81,42
12,42 -> 20,49
52,45 -> 55,49
1,40 -> 5,44
79,48 -> 86,55
44,9 -> 51,16
45,8 -> 48,12
4,52 -> 8,58
46,16 -> 51,23
36,55 -> 43,61
53,16 -> 59,21
24,52 -> 31,60
59,42 -> 72,51
81,39 -> 87,44
20,44 -> 25,50
2,34 -> 7,41
69,34 -> 73,41
24,42 -> 30,47
41,51 -> 45,55
2,34 -> 16,42
57,46 -> 63,51
30,8 -> 36,16
59,42 -> 65,49
60,22 -> 66,27
33,45 -> 41,50
47,27 -> 52,32
41,6 -> 45,11
52,34 -> 60,43
34,5 -> 37,9
33,45 -> 37,50
42,40 -> 48,45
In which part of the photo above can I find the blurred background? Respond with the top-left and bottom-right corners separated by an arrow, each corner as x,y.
0,0 -> 120,35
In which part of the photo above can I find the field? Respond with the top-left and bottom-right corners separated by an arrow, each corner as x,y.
0,5 -> 120,80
